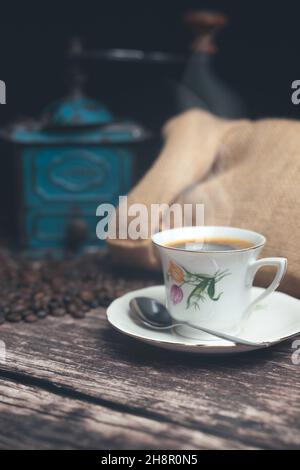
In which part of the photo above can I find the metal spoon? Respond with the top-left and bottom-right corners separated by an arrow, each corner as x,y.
129,297 -> 270,348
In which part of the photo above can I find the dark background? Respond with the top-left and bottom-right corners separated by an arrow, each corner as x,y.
1,0 -> 299,123
0,0 -> 300,238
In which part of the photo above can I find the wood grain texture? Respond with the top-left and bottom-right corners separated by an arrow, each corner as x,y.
0,379 -> 247,450
0,309 -> 299,449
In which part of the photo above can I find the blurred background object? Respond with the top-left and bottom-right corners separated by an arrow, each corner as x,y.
177,9 -> 245,117
1,59 -> 151,253
0,0 -> 299,252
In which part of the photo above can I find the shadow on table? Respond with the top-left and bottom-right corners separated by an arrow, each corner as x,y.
101,327 -> 288,372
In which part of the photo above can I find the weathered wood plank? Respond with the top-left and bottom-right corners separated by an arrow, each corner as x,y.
0,378 -> 246,449
0,310 -> 299,449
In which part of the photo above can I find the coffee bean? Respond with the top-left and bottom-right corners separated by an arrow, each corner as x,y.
80,290 -> 94,303
51,308 -> 65,317
34,292 -> 44,302
0,249 -> 159,325
114,289 -> 126,298
67,304 -> 77,314
49,300 -> 60,309
6,312 -> 22,322
36,310 -> 48,319
12,303 -> 25,314
24,314 -> 38,323
70,310 -> 85,319
33,301 -> 43,311
51,278 -> 62,289
22,310 -> 34,318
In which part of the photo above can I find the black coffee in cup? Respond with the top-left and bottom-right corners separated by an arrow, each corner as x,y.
164,237 -> 254,252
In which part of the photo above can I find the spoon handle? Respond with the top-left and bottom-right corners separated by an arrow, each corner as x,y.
182,321 -> 269,347
140,319 -> 269,348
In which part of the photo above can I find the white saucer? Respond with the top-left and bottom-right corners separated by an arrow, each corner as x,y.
106,285 -> 300,354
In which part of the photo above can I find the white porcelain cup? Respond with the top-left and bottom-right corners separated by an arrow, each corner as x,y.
152,226 -> 287,340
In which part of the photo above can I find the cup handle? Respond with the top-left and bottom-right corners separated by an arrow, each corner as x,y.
244,257 -> 287,320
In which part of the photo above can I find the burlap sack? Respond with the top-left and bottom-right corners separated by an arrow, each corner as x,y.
108,109 -> 300,298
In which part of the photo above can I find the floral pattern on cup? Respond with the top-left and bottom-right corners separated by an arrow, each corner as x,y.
170,284 -> 184,304
167,260 -> 230,310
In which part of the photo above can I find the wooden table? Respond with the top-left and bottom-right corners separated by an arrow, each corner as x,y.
0,307 -> 299,450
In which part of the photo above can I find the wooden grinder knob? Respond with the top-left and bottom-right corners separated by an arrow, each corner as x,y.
184,10 -> 228,54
